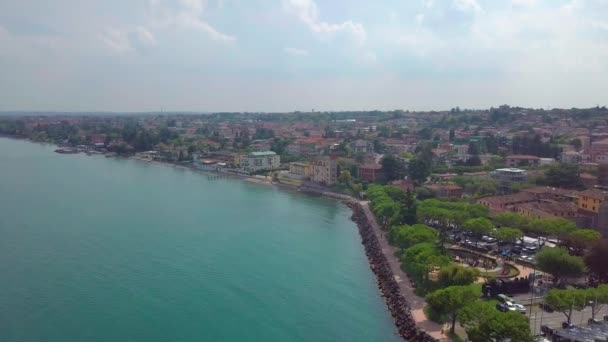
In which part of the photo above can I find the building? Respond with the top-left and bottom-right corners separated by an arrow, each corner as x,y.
477,192 -> 536,213
358,163 -> 382,182
288,162 -> 312,178
515,201 -> 580,219
506,155 -> 540,168
577,189 -> 608,213
311,156 -> 338,186
240,151 -> 280,173
350,140 -> 373,154
490,168 -> 528,193
428,184 -> 463,199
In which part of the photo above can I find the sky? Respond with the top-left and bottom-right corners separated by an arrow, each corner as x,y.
0,0 -> 607,112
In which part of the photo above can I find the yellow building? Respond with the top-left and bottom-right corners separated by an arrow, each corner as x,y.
289,162 -> 312,177
577,189 -> 608,213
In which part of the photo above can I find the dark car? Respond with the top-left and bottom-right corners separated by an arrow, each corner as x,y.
496,303 -> 508,312
539,303 -> 554,312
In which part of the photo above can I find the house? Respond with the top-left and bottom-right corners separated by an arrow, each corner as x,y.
289,162 -> 312,178
505,155 -> 540,168
350,140 -> 373,154
490,168 -> 528,193
477,192 -> 536,214
311,156 -> 338,186
515,201 -> 580,220
428,184 -> 463,199
358,163 -> 382,182
240,151 -> 280,173
578,189 -> 608,213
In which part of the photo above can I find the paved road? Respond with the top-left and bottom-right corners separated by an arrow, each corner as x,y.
527,304 -> 605,335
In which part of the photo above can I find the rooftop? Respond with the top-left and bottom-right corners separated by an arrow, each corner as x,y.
494,168 -> 527,173
249,151 -> 277,157
579,188 -> 608,200
507,154 -> 540,160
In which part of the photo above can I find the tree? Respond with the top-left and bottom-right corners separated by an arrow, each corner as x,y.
400,189 -> 417,225
494,212 -> 528,230
492,227 -> 523,244
565,229 -> 601,255
338,170 -> 352,185
460,301 -> 534,342
390,224 -> 437,251
585,239 -> 608,283
586,285 -> 608,320
449,128 -> 455,141
437,264 -> 480,287
463,217 -> 494,238
536,247 -> 586,285
544,163 -> 582,189
402,243 -> 450,283
381,155 -> 404,181
545,289 -> 587,324
570,138 -> 582,150
426,285 -> 479,334
408,158 -> 430,185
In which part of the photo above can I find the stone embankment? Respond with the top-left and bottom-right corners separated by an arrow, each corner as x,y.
348,202 -> 438,342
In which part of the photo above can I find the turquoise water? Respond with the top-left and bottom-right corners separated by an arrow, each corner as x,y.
0,138 -> 399,342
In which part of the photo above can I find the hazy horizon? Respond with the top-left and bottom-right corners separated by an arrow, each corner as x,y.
1,0 -> 607,112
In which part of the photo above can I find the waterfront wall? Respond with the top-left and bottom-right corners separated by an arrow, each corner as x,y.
348,202 -> 438,342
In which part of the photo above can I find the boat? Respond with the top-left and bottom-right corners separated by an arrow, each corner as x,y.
54,148 -> 79,154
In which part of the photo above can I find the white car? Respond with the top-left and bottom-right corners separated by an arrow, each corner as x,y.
505,301 -> 526,314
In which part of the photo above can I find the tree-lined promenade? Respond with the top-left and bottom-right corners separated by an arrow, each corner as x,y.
366,184 -> 608,340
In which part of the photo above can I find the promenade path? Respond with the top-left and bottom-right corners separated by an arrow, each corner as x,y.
360,201 -> 448,341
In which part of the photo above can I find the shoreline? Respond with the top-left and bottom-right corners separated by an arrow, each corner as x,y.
348,202 -> 441,342
2,135 -> 441,340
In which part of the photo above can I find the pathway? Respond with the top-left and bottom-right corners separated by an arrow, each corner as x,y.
360,201 -> 448,341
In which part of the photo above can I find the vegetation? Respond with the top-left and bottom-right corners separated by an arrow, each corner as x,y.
459,301 -> 534,342
426,285 -> 480,334
545,289 -> 587,324
536,247 -> 586,285
437,264 -> 480,288
585,240 -> 608,283
491,227 -> 523,244
389,224 -> 437,252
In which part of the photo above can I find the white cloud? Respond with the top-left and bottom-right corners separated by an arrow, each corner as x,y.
99,28 -> 134,53
149,0 -> 235,43
284,47 -> 309,57
134,26 -> 157,46
283,0 -> 366,45
453,0 -> 482,13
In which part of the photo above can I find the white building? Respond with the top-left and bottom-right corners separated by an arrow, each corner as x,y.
241,151 -> 280,173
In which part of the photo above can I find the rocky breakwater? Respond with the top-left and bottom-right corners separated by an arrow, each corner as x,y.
348,202 -> 437,342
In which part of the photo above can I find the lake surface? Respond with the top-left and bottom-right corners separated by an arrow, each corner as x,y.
0,138 -> 399,342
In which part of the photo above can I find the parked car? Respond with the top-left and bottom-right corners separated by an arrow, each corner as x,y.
496,303 -> 509,312
497,294 -> 514,303
539,302 -> 554,312
505,301 -> 526,314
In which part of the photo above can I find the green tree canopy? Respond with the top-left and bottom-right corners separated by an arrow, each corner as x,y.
543,163 -> 583,189
408,158 -> 431,185
460,301 -> 534,342
536,247 -> 586,285
463,217 -> 494,238
491,227 -> 523,244
565,229 -> 601,255
426,285 -> 480,334
402,243 -> 451,283
545,289 -> 587,324
437,264 -> 480,287
493,212 -> 529,230
390,224 -> 437,251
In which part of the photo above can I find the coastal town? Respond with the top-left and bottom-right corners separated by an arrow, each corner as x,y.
3,105 -> 608,341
